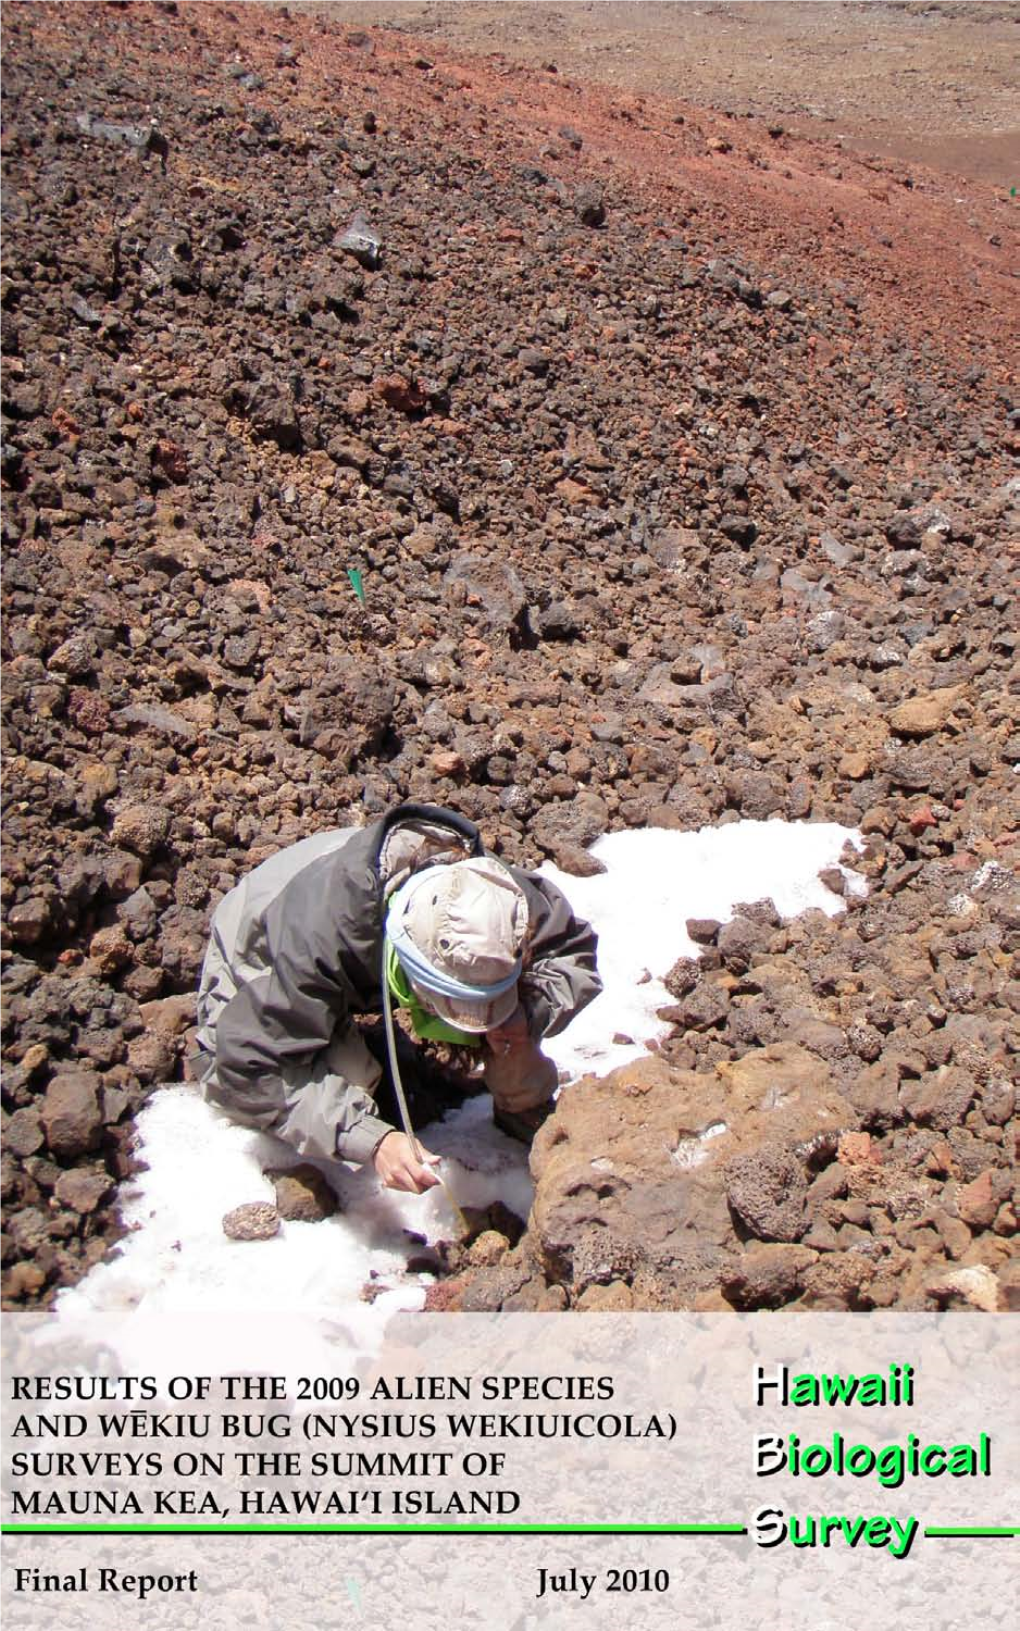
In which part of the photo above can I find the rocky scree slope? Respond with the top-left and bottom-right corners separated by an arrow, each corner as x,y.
0,1 -> 1017,1311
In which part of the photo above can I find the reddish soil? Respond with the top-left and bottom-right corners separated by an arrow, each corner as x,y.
201,4 -> 1015,363
305,0 -> 1020,187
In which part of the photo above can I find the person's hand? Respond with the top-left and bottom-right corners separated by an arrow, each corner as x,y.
372,1131 -> 441,1193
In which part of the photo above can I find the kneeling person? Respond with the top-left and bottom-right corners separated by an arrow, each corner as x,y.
194,803 -> 601,1193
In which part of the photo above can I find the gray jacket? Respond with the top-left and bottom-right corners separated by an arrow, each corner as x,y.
195,804 -> 601,1165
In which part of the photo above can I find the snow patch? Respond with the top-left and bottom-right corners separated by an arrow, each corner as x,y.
540,820 -> 862,1080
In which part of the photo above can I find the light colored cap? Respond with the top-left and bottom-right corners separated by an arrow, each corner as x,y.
386,858 -> 529,1033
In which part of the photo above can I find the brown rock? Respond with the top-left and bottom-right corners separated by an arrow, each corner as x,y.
717,915 -> 768,972
925,1263 -> 1000,1312
54,1169 -> 113,1214
714,1044 -> 857,1145
721,1244 -> 817,1309
907,805 -> 937,836
726,1146 -> 807,1242
76,761 -> 119,817
677,980 -> 730,1032
158,906 -> 208,983
548,843 -> 607,878
466,1230 -> 510,1268
993,1201 -> 1017,1237
807,1162 -> 848,1205
2,1261 -> 48,1299
501,1279 -> 550,1312
223,1203 -> 281,1241
845,1057 -> 904,1129
996,1260 -> 1020,1312
888,685 -> 967,737
960,1234 -> 1014,1271
442,552 -> 527,636
801,1249 -> 876,1307
664,957 -> 700,998
127,1032 -> 176,1082
5,1108 -> 45,1157
140,994 -> 198,1038
926,1139 -> 958,1177
20,1043 -> 50,1077
725,769 -> 786,819
981,1079 -> 1015,1126
267,1165 -> 339,1222
574,1281 -> 634,1311
936,1212 -> 972,1260
151,438 -> 188,483
838,1131 -> 879,1166
839,752 -> 871,779
67,691 -> 108,737
459,1262 -> 532,1311
531,791 -> 609,855
529,1044 -> 854,1301
372,373 -> 427,414
6,899 -> 52,944
900,1067 -> 975,1130
530,1060 -> 732,1296
40,1072 -> 103,1158
430,749 -> 466,777
955,1170 -> 998,1230
109,802 -> 172,859
103,851 -> 144,896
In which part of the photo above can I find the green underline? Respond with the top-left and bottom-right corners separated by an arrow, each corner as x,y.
3,1522 -> 747,1536
6,1523 -> 1014,1539
924,1527 -> 1019,1538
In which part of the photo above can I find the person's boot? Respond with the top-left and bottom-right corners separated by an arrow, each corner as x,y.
484,1040 -> 558,1144
492,1099 -> 556,1144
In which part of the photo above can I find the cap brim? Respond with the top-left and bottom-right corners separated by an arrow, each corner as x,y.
411,981 -> 519,1035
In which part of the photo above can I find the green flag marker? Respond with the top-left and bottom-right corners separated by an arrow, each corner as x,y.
348,567 -> 366,605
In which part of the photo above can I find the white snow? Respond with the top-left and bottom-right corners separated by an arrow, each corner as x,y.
56,820 -> 863,1348
541,819 -> 866,1080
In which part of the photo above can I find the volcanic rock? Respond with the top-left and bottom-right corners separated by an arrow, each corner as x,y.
726,1146 -> 808,1242
955,1170 -> 998,1231
528,1044 -> 856,1304
4,1109 -> 45,1158
267,1165 -> 340,1223
222,1203 -> 281,1242
720,1244 -> 817,1310
337,211 -> 382,269
888,686 -> 967,737
54,1169 -> 113,1214
531,793 -> 610,857
574,185 -> 605,226
108,804 -> 172,861
40,1071 -> 104,1158
443,553 -> 528,639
